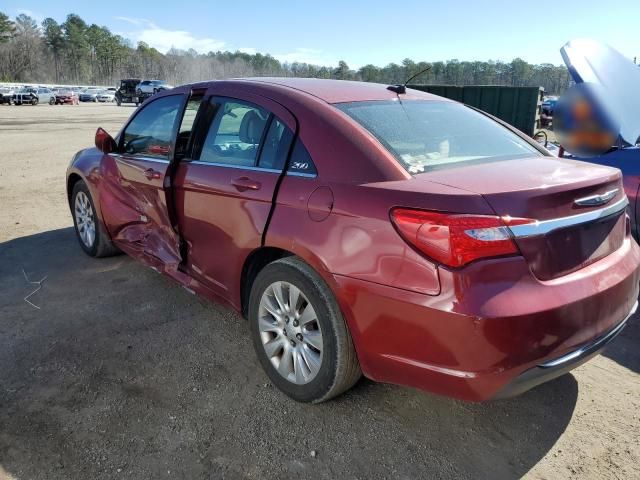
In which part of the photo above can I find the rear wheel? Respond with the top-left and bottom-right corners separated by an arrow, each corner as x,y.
71,181 -> 119,258
31,97 -> 38,106
249,257 -> 361,403
49,96 -> 55,105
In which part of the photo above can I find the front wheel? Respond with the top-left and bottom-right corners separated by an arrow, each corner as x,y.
49,97 -> 55,105
31,97 -> 38,106
249,257 -> 361,403
71,181 -> 120,257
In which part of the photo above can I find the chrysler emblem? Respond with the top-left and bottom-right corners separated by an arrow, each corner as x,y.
574,188 -> 619,207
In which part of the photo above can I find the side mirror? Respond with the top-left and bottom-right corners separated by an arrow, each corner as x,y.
95,127 -> 117,154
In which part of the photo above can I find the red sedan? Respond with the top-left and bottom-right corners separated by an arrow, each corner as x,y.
66,78 -> 640,402
55,89 -> 79,105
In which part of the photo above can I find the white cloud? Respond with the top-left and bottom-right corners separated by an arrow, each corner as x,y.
15,8 -> 44,23
274,48 -> 337,67
113,17 -> 225,54
111,18 -> 339,67
113,16 -> 148,26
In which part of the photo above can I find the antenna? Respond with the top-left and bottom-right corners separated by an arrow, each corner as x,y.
387,66 -> 432,94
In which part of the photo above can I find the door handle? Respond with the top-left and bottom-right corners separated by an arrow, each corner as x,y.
231,176 -> 261,192
143,168 -> 162,180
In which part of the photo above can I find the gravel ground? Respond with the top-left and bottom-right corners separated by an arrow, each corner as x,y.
0,103 -> 639,480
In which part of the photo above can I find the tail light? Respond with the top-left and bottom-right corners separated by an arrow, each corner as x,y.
390,208 -> 534,267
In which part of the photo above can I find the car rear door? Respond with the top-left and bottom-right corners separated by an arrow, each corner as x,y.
172,91 -> 297,308
98,92 -> 188,269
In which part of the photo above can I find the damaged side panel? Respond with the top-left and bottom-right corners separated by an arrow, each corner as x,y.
98,153 -> 182,270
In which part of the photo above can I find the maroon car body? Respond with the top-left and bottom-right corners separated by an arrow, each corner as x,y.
67,78 -> 640,402
56,90 -> 79,105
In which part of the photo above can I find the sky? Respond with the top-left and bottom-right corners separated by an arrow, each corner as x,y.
3,0 -> 638,68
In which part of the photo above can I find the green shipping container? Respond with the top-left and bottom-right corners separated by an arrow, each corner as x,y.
408,85 -> 544,137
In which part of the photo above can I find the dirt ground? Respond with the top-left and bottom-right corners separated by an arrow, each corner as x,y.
0,103 -> 638,480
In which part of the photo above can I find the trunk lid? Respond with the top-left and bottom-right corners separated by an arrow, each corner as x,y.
417,156 -> 627,279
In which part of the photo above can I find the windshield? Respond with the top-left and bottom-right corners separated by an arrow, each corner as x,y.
336,100 -> 542,173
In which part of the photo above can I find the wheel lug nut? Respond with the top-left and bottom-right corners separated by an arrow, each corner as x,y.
290,340 -> 296,347
292,320 -> 299,327
296,333 -> 303,341
285,318 -> 289,324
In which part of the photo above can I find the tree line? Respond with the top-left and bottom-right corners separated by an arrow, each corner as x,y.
0,12 -> 571,94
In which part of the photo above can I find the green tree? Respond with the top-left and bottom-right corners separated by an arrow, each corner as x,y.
42,18 -> 64,82
0,12 -> 14,43
333,60 -> 351,80
62,14 -> 89,82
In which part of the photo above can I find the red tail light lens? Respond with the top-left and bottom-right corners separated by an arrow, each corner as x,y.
390,208 -> 533,267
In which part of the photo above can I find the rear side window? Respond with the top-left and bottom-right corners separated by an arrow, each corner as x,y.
258,118 -> 293,170
288,139 -> 317,175
199,99 -> 269,167
337,100 -> 541,173
257,121 -> 317,175
121,95 -> 183,159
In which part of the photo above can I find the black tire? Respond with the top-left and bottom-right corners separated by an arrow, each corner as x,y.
249,256 -> 361,403
31,97 -> 38,106
71,180 -> 120,258
49,96 -> 55,105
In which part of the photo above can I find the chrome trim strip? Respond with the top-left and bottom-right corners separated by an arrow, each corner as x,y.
108,153 -> 170,164
189,160 -> 280,173
539,300 -> 637,368
508,197 -> 628,238
574,188 -> 619,207
188,160 -> 317,177
287,171 -> 317,178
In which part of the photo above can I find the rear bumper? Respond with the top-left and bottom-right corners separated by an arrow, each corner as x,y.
494,300 -> 637,399
332,237 -> 640,401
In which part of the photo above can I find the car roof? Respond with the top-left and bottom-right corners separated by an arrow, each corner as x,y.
185,77 -> 448,104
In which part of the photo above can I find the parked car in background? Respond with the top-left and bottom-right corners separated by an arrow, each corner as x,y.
13,87 -> 55,105
66,78 -> 639,403
0,87 -> 15,104
55,89 -> 79,105
79,88 -> 102,102
556,39 -> 640,240
136,79 -> 172,95
96,90 -> 116,102
540,96 -> 558,127
115,78 -> 142,106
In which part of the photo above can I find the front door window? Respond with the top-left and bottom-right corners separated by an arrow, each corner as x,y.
121,95 -> 184,159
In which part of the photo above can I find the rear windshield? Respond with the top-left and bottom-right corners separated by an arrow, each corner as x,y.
336,100 -> 542,173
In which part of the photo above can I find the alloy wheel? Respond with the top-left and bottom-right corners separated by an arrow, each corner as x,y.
74,191 -> 96,248
258,281 -> 323,385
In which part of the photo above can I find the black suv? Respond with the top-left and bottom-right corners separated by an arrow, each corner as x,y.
115,79 -> 142,106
